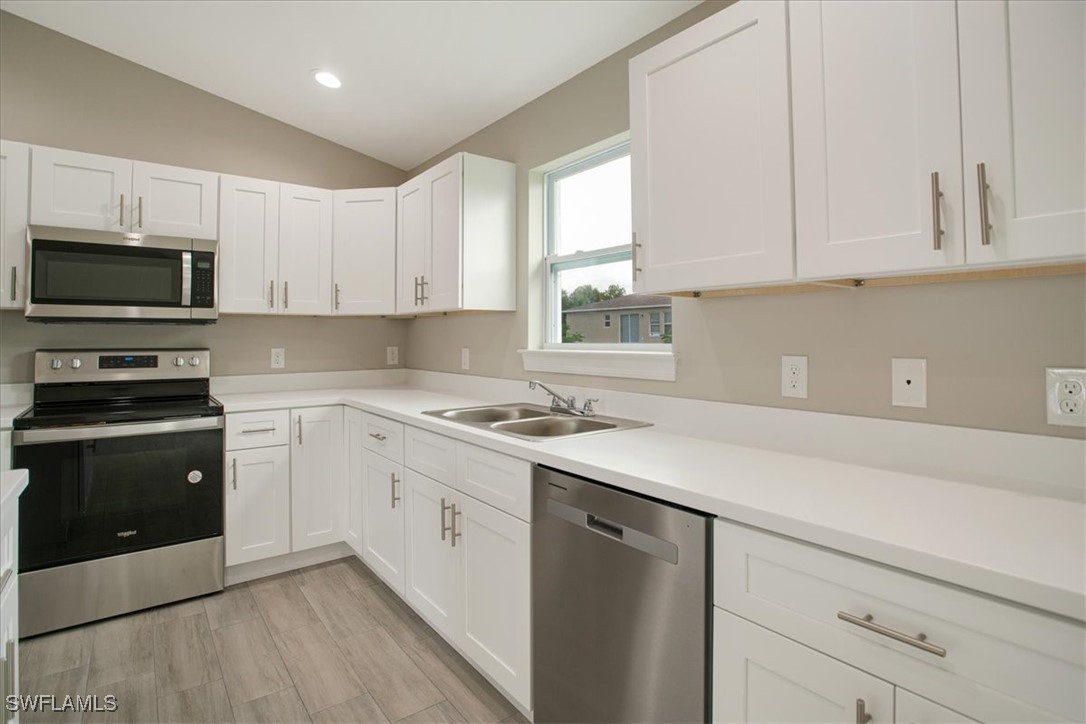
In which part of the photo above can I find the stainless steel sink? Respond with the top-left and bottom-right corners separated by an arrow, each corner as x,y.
438,406 -> 550,423
423,403 -> 650,441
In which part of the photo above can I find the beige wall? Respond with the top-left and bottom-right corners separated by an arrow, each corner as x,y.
404,1 -> 1086,440
0,11 -> 409,383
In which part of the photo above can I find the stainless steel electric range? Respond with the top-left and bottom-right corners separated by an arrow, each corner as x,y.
12,349 -> 224,637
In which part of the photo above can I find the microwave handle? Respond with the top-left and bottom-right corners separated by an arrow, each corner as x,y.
181,252 -> 192,307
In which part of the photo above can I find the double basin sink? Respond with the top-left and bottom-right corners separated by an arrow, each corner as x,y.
423,403 -> 650,441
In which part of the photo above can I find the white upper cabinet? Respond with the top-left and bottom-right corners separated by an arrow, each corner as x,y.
333,187 -> 396,315
31,146 -> 131,232
959,0 -> 1086,264
791,0 -> 964,279
219,175 -> 281,314
131,161 -> 218,239
0,140 -> 29,309
30,147 -> 218,238
396,152 -> 515,314
629,0 -> 794,292
279,183 -> 333,316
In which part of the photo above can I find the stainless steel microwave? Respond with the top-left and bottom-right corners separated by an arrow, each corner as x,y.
25,226 -> 217,323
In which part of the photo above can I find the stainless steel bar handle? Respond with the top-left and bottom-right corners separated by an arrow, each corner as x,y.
296,416 -> 303,445
231,458 -> 238,490
368,432 -> 387,442
930,172 -> 944,251
632,232 -> 642,281
119,193 -> 125,227
440,497 -> 453,541
837,611 -> 947,657
9,266 -> 15,302
283,281 -> 289,309
269,280 -> 275,309
335,283 -> 341,310
977,162 -> 992,246
14,416 -> 224,445
390,472 -> 401,508
450,502 -> 462,547
240,427 -> 276,435
138,196 -> 144,228
419,276 -> 428,303
414,276 -> 420,306
856,699 -> 872,724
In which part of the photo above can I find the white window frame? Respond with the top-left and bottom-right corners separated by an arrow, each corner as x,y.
649,311 -> 661,337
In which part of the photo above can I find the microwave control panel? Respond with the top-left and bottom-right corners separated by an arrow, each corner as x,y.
191,252 -> 215,308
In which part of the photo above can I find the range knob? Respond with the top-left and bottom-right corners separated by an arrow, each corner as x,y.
70,358 -> 82,369
50,358 -> 63,370
174,356 -> 187,367
188,356 -> 201,367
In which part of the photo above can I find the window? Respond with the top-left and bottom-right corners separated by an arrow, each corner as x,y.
649,312 -> 660,337
544,142 -> 672,348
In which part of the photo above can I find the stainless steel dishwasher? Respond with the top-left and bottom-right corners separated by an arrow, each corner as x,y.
533,465 -> 712,723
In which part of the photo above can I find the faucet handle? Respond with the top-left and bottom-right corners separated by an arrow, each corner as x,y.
583,398 -> 599,414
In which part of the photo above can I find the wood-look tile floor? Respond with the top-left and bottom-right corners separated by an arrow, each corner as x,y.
19,557 -> 530,724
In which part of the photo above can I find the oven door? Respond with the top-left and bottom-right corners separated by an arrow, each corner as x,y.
13,417 -> 224,572
26,233 -> 197,321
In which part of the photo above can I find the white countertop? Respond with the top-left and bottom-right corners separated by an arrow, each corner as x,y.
218,385 -> 1086,622
1,468 -> 29,510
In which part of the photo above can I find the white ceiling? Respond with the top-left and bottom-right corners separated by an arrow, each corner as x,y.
0,0 -> 699,170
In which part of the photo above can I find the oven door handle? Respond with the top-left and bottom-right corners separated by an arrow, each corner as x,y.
13,416 -> 224,445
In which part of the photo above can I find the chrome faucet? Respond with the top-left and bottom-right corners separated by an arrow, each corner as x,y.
529,380 -> 598,417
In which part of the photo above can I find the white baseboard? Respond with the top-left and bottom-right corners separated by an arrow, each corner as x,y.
224,542 -> 353,586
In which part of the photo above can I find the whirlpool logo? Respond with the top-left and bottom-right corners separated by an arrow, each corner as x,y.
116,530 -> 137,538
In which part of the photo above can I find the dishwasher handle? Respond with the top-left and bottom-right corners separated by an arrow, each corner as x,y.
546,498 -> 678,564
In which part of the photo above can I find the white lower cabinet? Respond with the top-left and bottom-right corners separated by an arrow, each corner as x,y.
361,449 -> 406,595
343,408 -> 365,556
225,446 -> 291,566
404,469 -> 460,638
714,609 -> 893,723
896,689 -> 978,724
290,407 -> 343,552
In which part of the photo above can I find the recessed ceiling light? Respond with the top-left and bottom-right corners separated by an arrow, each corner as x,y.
313,70 -> 341,89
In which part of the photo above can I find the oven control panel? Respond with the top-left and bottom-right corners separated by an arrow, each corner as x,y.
35,349 -> 211,383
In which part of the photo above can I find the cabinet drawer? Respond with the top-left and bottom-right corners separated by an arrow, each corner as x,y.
456,444 -> 531,521
362,413 -> 403,464
404,427 -> 456,485
225,410 -> 289,451
715,520 -> 1084,722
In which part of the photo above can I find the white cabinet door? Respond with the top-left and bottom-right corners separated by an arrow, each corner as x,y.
219,175 -> 280,314
30,146 -> 131,232
425,155 -> 463,312
791,0 -> 964,279
404,470 -> 460,639
1,575 -> 19,724
397,175 -> 428,313
629,0 -> 793,292
713,609 -> 893,723
896,689 -> 978,724
225,446 -> 291,566
361,450 -> 406,594
0,140 -> 29,309
343,408 -> 365,557
959,0 -> 1086,264
290,406 -> 343,552
131,161 -> 218,239
456,495 -> 531,710
279,183 -> 333,316
333,188 -> 396,315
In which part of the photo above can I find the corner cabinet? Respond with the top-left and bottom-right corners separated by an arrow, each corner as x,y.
396,152 -> 515,314
629,0 -> 794,293
29,146 -> 218,239
0,140 -> 29,309
333,188 -> 396,315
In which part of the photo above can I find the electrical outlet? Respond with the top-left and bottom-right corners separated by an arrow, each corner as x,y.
461,347 -> 470,371
1046,368 -> 1086,427
386,346 -> 399,365
270,348 -> 285,369
781,355 -> 808,399
892,358 -> 927,408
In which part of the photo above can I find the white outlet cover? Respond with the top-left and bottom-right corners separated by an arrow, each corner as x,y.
386,346 -> 399,365
892,358 -> 927,408
461,347 -> 470,371
781,355 -> 808,399
1046,367 -> 1086,427
270,347 -> 285,369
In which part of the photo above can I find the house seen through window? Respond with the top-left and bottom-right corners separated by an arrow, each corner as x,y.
545,142 -> 672,346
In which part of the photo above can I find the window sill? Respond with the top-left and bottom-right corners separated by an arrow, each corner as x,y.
518,348 -> 676,382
